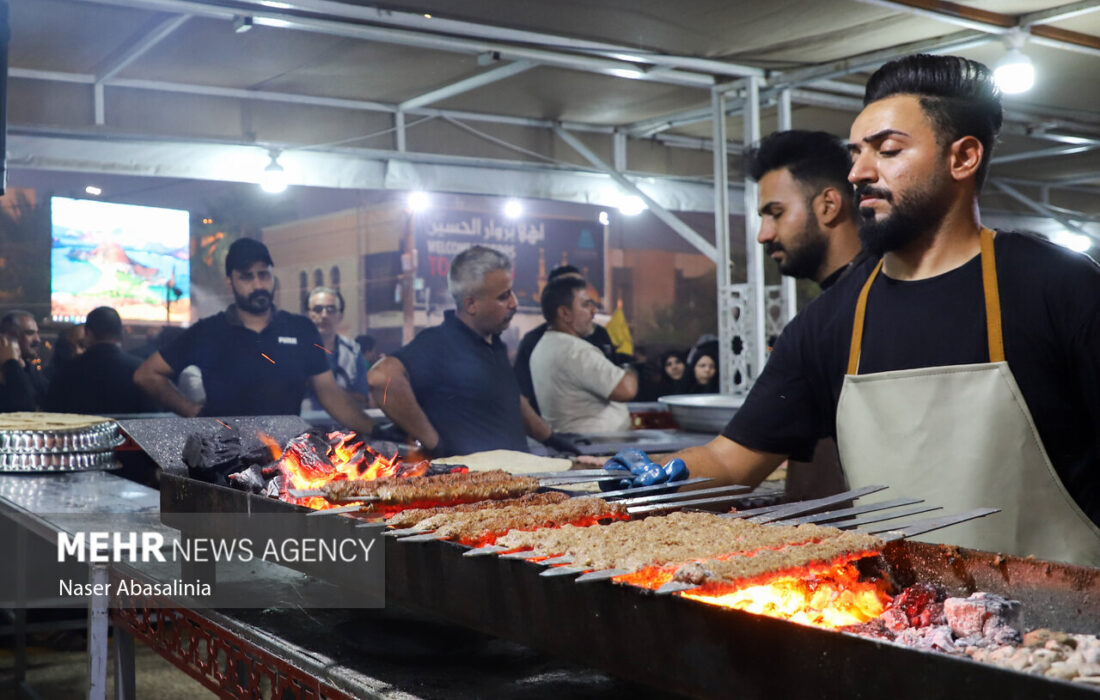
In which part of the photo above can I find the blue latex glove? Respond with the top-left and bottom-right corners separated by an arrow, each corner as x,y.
602,450 -> 689,491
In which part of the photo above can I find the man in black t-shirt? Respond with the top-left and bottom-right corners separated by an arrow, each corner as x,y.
368,246 -> 567,458
134,238 -> 373,435
615,55 -> 1100,564
46,306 -> 156,414
746,129 -> 868,500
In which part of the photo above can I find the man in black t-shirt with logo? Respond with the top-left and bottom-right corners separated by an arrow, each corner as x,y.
609,55 -> 1100,566
134,238 -> 373,435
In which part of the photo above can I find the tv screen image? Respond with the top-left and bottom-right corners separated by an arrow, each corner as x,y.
50,196 -> 191,322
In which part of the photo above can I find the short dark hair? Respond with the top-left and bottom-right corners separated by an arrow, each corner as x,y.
541,276 -> 587,324
308,286 -> 345,313
548,264 -> 582,281
85,306 -> 123,342
864,54 -> 1003,189
746,130 -> 853,196
355,334 -> 376,352
225,238 -> 273,276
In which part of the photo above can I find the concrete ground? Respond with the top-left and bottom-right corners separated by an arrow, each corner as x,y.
0,635 -> 215,699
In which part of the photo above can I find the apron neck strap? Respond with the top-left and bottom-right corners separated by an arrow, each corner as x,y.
845,226 -> 1003,375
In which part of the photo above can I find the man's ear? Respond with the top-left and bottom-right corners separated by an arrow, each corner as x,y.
815,187 -> 845,228
461,294 -> 478,316
224,276 -> 234,293
948,135 -> 983,183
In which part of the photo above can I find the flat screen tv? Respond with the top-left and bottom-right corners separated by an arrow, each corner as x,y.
50,196 -> 190,323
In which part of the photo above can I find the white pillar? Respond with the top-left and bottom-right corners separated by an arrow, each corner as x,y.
777,88 -> 798,323
743,76 -> 766,381
712,87 -> 733,394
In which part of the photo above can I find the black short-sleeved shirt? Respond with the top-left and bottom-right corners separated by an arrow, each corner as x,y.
723,231 -> 1100,524
160,306 -> 328,416
45,343 -> 157,414
394,310 -> 527,457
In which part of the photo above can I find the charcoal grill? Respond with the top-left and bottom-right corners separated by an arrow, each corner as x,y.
160,472 -> 1100,700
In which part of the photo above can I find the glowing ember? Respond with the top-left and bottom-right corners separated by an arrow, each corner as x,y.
276,431 -> 403,510
680,561 -> 891,630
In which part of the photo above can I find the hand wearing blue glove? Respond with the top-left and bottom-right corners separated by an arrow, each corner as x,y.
602,449 -> 689,491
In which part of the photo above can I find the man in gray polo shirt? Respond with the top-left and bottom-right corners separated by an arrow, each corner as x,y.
530,276 -> 637,433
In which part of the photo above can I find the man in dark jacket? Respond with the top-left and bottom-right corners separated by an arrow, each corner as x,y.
45,306 -> 157,414
0,310 -> 48,408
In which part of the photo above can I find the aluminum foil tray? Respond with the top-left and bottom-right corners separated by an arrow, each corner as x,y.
0,450 -> 119,472
0,421 -> 123,454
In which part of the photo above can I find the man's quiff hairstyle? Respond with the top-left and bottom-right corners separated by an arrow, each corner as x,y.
746,130 -> 853,200
863,54 -> 1003,190
448,246 -> 512,305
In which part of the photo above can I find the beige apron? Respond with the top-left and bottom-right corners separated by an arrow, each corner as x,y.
836,227 -> 1100,566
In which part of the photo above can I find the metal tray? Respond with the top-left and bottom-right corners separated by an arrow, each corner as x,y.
657,394 -> 744,433
0,420 -> 123,454
0,450 -> 119,472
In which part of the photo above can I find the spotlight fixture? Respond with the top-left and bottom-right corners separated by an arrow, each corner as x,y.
503,198 -> 523,219
994,49 -> 1035,94
232,15 -> 253,33
598,211 -> 610,226
617,195 -> 646,216
84,185 -> 102,196
260,150 -> 288,194
407,190 -> 431,212
1051,230 -> 1092,253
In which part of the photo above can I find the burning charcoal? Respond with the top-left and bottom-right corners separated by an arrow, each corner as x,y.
263,474 -> 286,499
880,583 -> 944,630
1023,628 -> 1074,648
227,465 -> 267,494
943,592 -> 1022,639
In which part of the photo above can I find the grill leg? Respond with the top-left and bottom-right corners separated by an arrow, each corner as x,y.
112,625 -> 135,700
86,564 -> 109,700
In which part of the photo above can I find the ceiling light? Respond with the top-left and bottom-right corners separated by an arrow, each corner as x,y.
598,211 -> 610,226
1050,230 -> 1092,253
84,185 -> 102,196
232,15 -> 253,33
503,199 -> 523,219
617,195 -> 647,216
994,48 -> 1035,95
407,190 -> 431,212
260,151 -> 288,194
608,68 -> 645,80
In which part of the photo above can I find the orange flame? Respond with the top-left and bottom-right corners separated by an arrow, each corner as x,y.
679,557 -> 891,630
277,431 -> 403,511
256,432 -> 282,461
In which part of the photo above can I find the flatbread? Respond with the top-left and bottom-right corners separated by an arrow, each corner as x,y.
433,449 -> 573,475
0,412 -> 114,432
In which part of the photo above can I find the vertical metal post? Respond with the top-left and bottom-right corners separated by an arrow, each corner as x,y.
114,627 -> 136,700
612,130 -> 627,172
94,83 -> 106,126
396,111 -> 407,152
777,88 -> 798,324
743,76 -> 766,380
712,87 -> 734,394
87,564 -> 109,700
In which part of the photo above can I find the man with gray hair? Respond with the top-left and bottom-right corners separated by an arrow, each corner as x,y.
302,286 -> 369,413
368,245 -> 562,457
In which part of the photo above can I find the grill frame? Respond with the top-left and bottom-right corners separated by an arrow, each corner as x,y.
160,472 -> 1100,699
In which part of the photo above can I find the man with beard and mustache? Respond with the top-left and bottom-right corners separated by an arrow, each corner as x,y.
369,245 -> 563,458
134,238 -> 374,435
604,55 -> 1100,567
0,310 -> 48,408
748,130 -> 865,290
748,130 -> 867,501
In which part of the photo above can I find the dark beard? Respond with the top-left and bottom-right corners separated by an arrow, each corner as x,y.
763,217 -> 829,281
857,177 -> 950,256
235,289 -> 273,314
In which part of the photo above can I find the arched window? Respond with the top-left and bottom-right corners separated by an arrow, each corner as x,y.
299,271 -> 309,313
313,268 -> 324,288
330,265 -> 342,297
